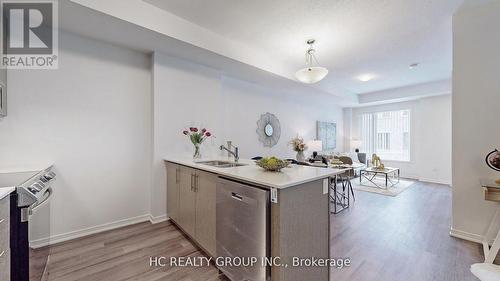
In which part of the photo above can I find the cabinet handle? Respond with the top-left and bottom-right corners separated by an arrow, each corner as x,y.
193,174 -> 197,192
195,175 -> 199,192
0,250 -> 5,258
231,192 -> 243,201
0,218 -> 4,225
191,174 -> 198,191
175,168 -> 180,184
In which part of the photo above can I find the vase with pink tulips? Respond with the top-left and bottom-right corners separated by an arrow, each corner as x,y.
183,127 -> 213,159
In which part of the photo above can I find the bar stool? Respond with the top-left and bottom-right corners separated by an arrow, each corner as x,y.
338,156 -> 355,201
330,168 -> 354,214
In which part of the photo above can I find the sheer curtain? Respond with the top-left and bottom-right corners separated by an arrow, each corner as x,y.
359,113 -> 374,156
359,110 -> 410,161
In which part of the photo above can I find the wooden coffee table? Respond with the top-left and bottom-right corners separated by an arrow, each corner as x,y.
359,167 -> 400,189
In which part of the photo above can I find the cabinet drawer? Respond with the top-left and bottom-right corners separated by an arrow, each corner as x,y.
0,197 -> 9,251
484,187 -> 500,202
0,222 -> 8,252
0,248 -> 10,281
0,196 -> 9,220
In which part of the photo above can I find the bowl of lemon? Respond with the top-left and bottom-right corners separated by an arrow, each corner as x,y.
256,157 -> 289,172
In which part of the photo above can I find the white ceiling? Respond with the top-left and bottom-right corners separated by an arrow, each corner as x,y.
60,0 -> 356,106
144,0 -> 463,95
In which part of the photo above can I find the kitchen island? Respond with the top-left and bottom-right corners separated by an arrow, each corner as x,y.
164,157 -> 346,281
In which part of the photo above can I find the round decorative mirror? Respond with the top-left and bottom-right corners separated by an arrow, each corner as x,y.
256,112 -> 281,147
264,124 -> 274,137
486,149 -> 500,171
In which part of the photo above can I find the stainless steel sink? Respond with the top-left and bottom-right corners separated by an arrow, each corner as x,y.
197,160 -> 230,166
216,163 -> 247,168
197,160 -> 247,168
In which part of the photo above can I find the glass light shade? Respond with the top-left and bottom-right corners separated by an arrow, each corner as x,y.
351,139 -> 362,148
295,66 -> 329,84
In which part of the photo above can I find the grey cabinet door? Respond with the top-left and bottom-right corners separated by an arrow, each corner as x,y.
194,170 -> 216,256
166,162 -> 180,221
178,166 -> 196,237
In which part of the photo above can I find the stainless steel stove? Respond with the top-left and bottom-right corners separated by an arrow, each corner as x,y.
0,171 -> 40,189
0,166 -> 56,281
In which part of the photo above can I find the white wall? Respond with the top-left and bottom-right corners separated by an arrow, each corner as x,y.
418,96 -> 452,184
451,0 -> 500,242
0,32 -> 152,241
348,94 -> 452,184
152,52 -> 344,218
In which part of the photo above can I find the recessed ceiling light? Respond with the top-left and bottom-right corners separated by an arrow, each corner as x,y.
409,63 -> 419,69
357,74 -> 376,82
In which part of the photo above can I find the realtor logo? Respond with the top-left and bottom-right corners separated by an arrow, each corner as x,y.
1,0 -> 58,69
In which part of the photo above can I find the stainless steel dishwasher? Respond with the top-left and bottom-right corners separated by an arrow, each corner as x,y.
216,177 -> 270,281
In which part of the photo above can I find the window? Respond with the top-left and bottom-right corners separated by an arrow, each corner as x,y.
359,109 -> 411,161
377,133 -> 390,150
403,132 -> 410,151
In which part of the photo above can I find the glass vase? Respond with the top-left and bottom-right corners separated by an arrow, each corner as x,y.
193,144 -> 202,159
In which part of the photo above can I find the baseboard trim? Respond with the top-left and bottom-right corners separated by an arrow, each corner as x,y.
30,214 -> 151,248
418,177 -> 451,186
149,214 -> 168,224
449,228 -> 484,244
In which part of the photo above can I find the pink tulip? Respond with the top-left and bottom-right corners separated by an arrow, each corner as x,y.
205,132 -> 211,137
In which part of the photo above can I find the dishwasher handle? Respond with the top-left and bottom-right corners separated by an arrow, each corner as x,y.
231,192 -> 243,201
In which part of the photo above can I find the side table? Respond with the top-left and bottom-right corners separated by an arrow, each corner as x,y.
481,180 -> 500,263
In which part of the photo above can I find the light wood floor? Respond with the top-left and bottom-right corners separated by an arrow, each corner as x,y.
44,221 -> 226,281
330,181 -> 492,281
42,182 -> 489,281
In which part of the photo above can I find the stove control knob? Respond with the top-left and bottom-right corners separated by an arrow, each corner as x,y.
44,172 -> 56,180
31,182 -> 44,192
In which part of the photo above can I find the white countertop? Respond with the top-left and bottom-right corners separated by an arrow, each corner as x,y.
0,165 -> 53,200
0,186 -> 15,200
164,157 -> 348,189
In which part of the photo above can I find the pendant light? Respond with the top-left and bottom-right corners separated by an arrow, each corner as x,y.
295,39 -> 329,84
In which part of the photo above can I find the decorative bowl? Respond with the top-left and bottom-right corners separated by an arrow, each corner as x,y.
256,157 -> 289,172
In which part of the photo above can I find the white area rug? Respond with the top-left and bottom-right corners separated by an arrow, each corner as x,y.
351,178 -> 416,197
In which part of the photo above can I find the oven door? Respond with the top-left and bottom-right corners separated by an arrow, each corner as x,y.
28,187 -> 52,281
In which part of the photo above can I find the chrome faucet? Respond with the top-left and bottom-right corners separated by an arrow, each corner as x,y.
220,141 -> 239,162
